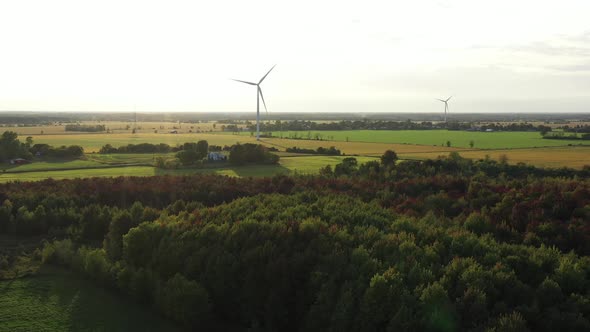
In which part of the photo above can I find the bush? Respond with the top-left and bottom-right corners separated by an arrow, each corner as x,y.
229,143 -> 279,165
42,239 -> 75,266
79,247 -> 112,285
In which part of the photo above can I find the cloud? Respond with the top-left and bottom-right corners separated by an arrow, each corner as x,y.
509,42 -> 590,57
547,64 -> 590,72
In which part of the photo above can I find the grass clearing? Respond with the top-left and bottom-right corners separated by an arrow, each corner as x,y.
86,153 -> 174,165
3,159 -> 108,173
0,267 -> 179,332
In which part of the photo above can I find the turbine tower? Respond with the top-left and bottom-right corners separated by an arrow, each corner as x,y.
436,96 -> 452,122
233,65 -> 276,141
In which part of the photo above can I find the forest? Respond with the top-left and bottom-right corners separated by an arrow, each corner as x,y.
1,152 -> 590,331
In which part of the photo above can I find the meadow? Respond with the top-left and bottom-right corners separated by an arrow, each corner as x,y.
0,267 -> 179,332
0,156 -> 379,182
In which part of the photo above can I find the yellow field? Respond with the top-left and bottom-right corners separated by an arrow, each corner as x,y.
409,146 -> 590,169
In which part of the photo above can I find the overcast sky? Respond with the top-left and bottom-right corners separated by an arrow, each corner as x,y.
1,0 -> 589,113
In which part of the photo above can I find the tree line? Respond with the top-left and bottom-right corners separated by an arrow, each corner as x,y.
542,132 -> 590,140
253,120 -> 554,133
0,131 -> 83,162
286,146 -> 342,155
65,124 -> 106,132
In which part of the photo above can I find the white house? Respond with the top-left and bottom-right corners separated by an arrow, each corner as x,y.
208,152 -> 226,161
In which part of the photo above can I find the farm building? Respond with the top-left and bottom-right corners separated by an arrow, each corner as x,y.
9,158 -> 30,165
208,152 -> 226,161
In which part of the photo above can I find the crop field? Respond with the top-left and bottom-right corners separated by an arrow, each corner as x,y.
223,130 -> 587,149
0,121 -> 223,136
0,267 -> 179,332
27,132 -> 465,155
2,128 -> 588,183
410,146 -> 590,169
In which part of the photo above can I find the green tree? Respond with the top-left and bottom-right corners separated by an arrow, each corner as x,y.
196,140 -> 209,159
334,157 -> 358,176
157,273 -> 211,328
487,311 -> 529,332
0,131 -> 30,161
380,150 -> 398,167
104,211 -> 137,260
420,282 -> 456,332
176,149 -> 199,165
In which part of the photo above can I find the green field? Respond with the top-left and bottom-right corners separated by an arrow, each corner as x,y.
0,156 -> 379,182
4,159 -> 109,173
225,130 -> 587,149
0,267 -> 179,332
86,153 -> 173,164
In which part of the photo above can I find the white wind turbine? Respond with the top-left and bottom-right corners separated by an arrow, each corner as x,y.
436,96 -> 452,123
233,65 -> 276,141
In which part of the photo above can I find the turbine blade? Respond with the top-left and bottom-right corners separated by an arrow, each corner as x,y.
232,79 -> 257,86
446,96 -> 452,102
258,64 -> 276,84
258,86 -> 268,114
436,99 -> 446,102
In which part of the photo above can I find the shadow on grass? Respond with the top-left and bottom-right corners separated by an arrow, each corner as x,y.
0,266 -> 180,332
153,163 -> 291,178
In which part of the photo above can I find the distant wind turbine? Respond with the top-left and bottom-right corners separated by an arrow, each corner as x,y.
233,65 -> 276,141
436,96 -> 452,122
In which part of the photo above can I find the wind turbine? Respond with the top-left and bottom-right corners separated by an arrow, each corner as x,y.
436,96 -> 452,122
233,65 -> 276,141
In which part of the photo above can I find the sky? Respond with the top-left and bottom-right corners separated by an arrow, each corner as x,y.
0,0 -> 589,114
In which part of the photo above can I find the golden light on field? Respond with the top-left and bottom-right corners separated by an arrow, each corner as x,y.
410,146 -> 590,169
